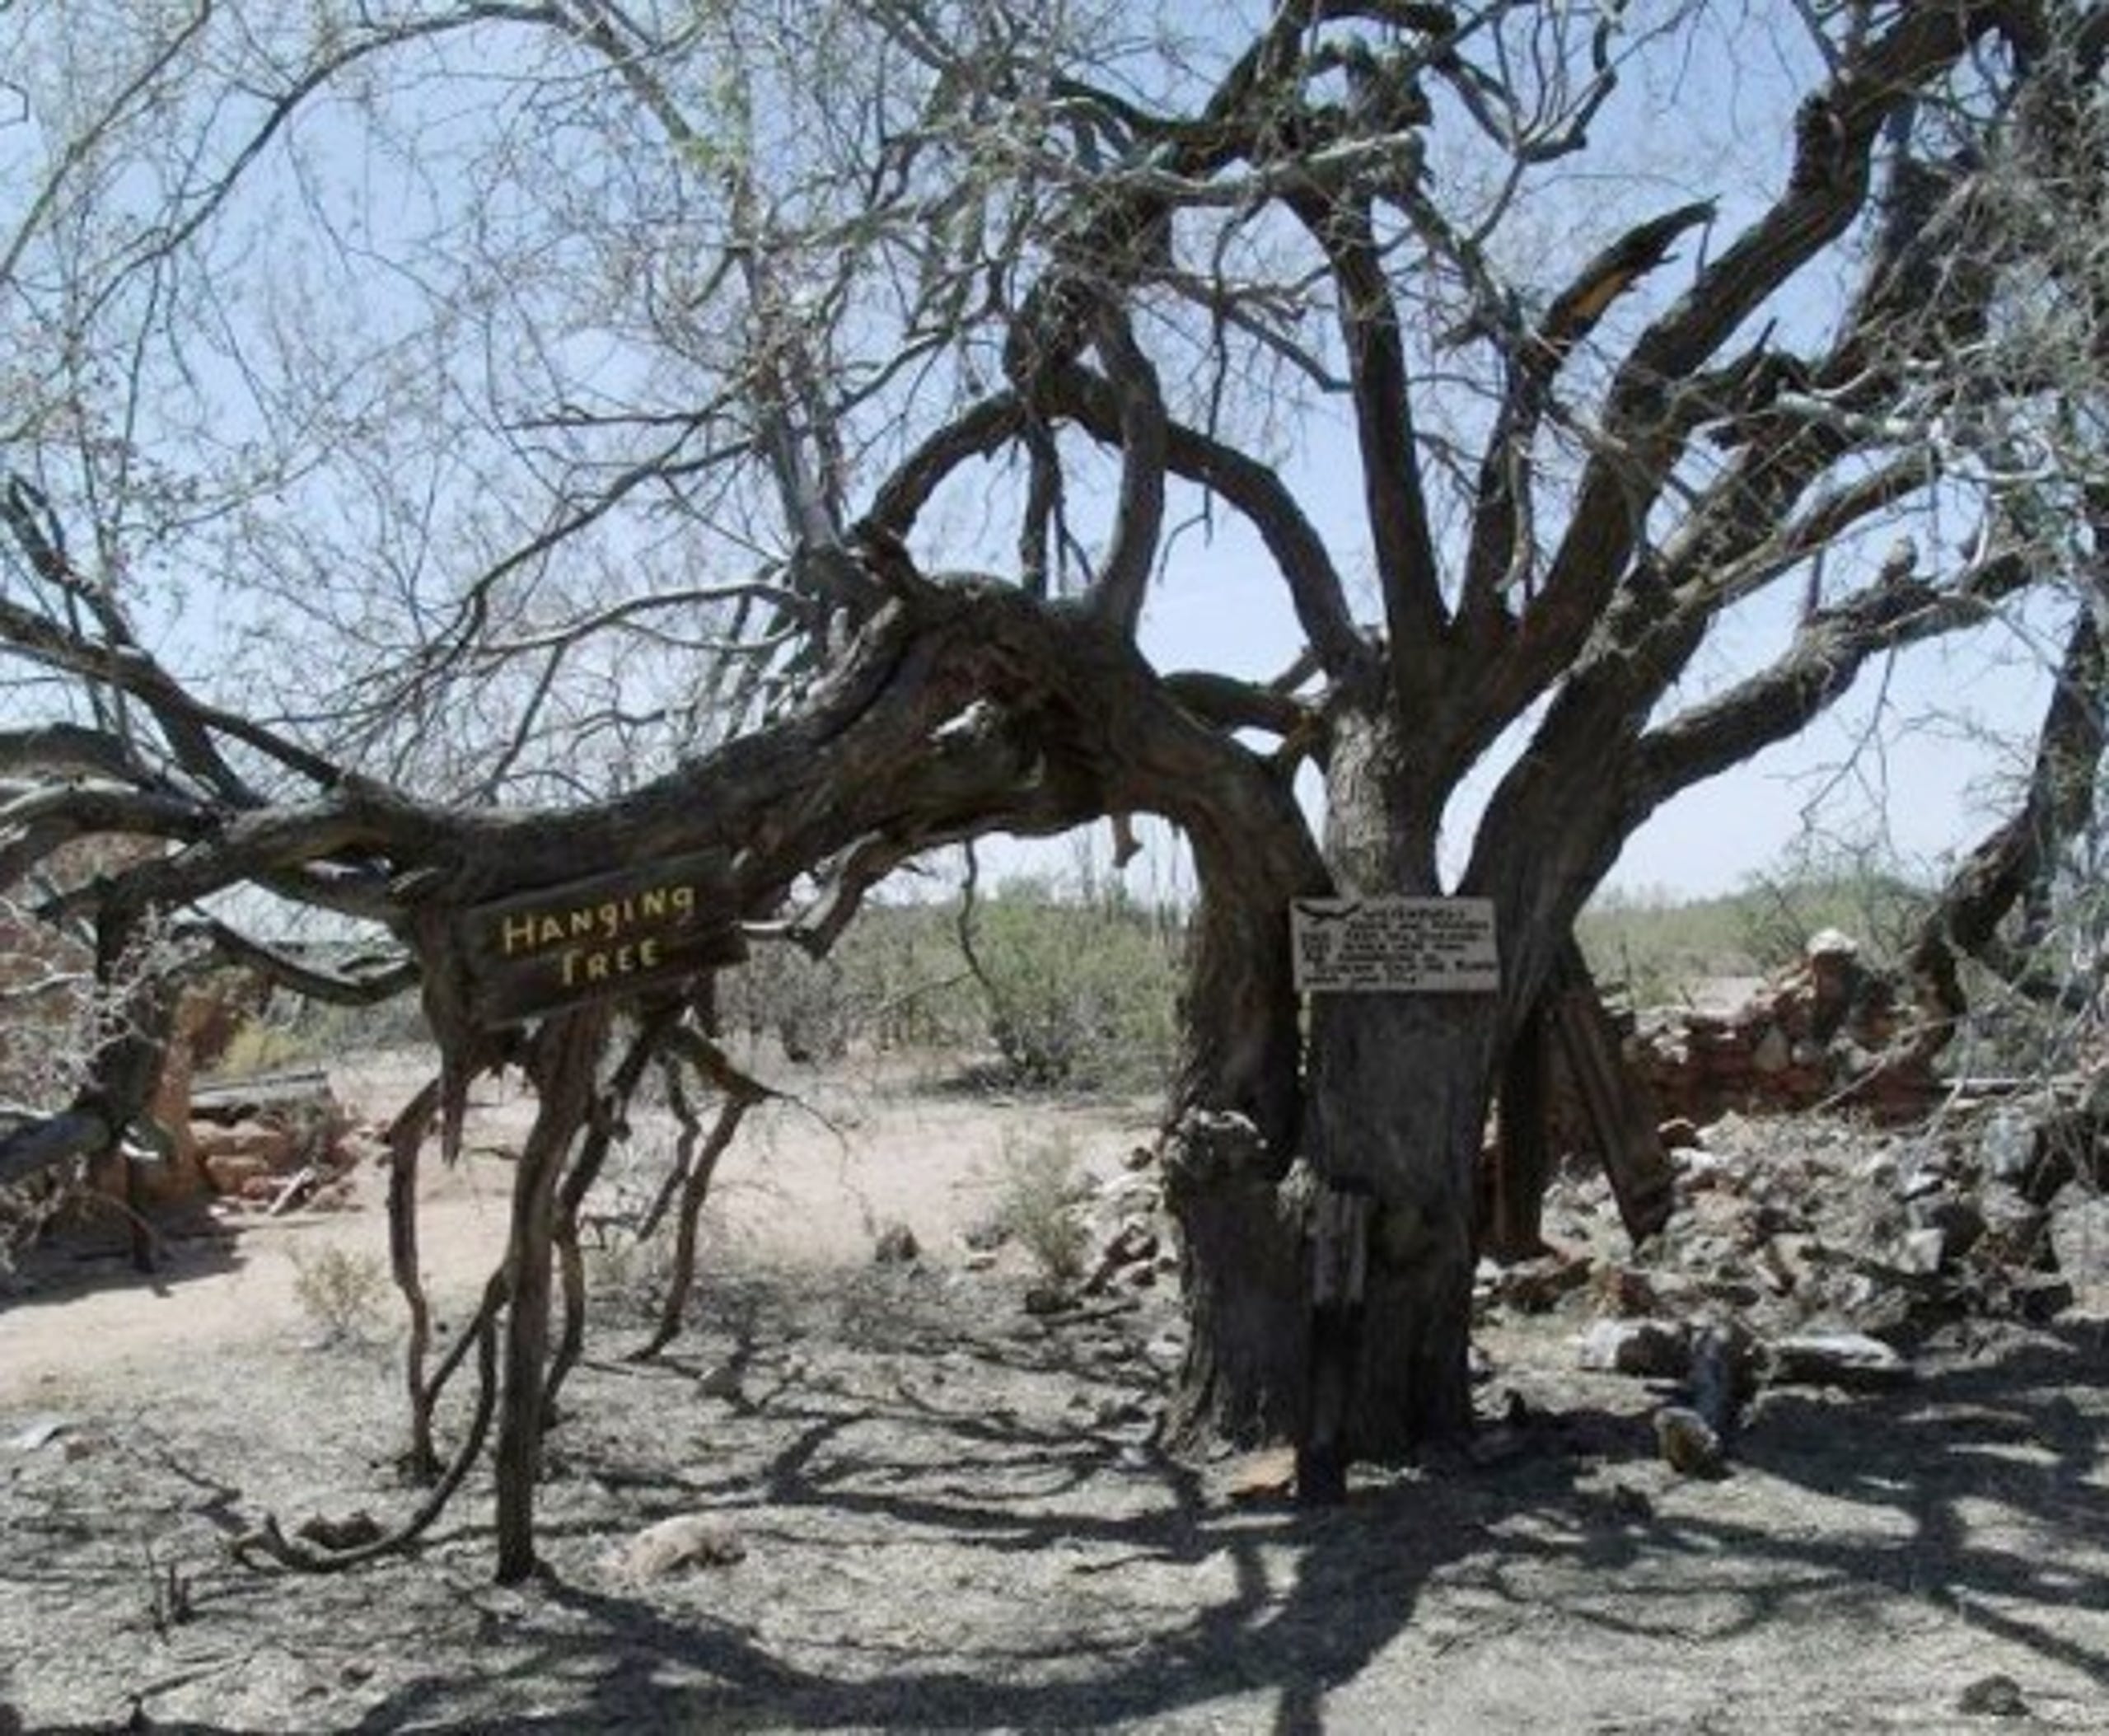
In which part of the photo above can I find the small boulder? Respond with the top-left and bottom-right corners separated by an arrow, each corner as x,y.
616,1513 -> 745,1579
872,1222 -> 920,1265
1653,1406 -> 1726,1477
1955,1673 -> 2028,1718
1578,1319 -> 1692,1379
1767,1331 -> 1912,1390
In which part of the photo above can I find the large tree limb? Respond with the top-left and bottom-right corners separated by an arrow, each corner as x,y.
1628,550 -> 2034,812
1508,5 -> 2008,714
1086,306 -> 1169,638
1040,363 -> 1366,677
1291,191 -> 1446,688
1910,605 -> 2107,1041
1458,200 -> 1716,628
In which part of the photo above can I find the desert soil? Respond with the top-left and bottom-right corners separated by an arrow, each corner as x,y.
2,1050 -> 2106,1734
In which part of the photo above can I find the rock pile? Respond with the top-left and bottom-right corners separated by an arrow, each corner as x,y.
1616,931 -> 1940,1126
1079,1148 -> 1177,1296
1481,1092 -> 2105,1466
85,1069 -> 373,1219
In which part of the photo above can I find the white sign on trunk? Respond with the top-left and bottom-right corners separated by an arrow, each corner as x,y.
1291,896 -> 1499,994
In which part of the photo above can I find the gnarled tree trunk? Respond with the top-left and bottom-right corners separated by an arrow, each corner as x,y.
1164,703 -> 1507,1463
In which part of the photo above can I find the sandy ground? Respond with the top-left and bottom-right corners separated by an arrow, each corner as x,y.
0,1048 -> 1156,1400
2,1052 -> 2106,1734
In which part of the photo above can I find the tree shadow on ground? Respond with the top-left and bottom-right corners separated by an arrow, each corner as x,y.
330,1272 -> 1588,1735
22,1273 -> 2101,1734
348,1442 -> 1510,1734
0,1202 -> 243,1317
338,1317 -> 2106,1734
1464,1322 -> 2109,1695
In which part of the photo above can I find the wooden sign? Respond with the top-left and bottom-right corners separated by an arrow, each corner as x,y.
458,850 -> 744,1027
1291,896 -> 1499,994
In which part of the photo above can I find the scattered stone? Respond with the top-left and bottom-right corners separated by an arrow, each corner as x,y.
1976,1190 -> 2050,1268
616,1512 -> 746,1579
1676,1152 -> 1738,1194
1022,1284 -> 1073,1316
1750,1026 -> 1792,1074
695,1363 -> 744,1401
1592,1264 -> 1662,1317
872,1222 -> 920,1265
1122,1144 -> 1157,1171
1955,1673 -> 2028,1718
1084,1218 -> 1161,1294
295,1510 -> 385,1552
1767,1331 -> 1913,1391
1221,1446 -> 1298,1504
2003,1271 -> 2074,1324
1978,1111 -> 2037,1182
961,1217 -> 1010,1253
1494,1252 -> 1594,1313
1909,1196 -> 1985,1261
1653,1406 -> 1726,1477
1577,1319 -> 1691,1379
1894,1226 -> 1948,1276
1858,1151 -> 1899,1188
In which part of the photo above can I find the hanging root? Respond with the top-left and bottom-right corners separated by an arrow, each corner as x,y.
230,1280 -> 502,1574
386,1077 -> 443,1479
546,1011 -> 672,1421
630,1028 -> 768,1361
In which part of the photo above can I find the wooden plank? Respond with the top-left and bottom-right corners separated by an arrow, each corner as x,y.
456,849 -> 746,1028
1488,995 -> 1551,1259
1298,1182 -> 1373,1506
1546,940 -> 1674,1244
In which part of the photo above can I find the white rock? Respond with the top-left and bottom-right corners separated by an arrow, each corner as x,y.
614,1513 -> 746,1579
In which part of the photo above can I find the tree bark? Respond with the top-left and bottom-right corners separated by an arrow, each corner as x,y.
1305,990 -> 1499,1455
1159,1109 -> 1311,1449
1156,795 -> 1325,1453
493,1006 -> 607,1585
1165,701 -> 1507,1464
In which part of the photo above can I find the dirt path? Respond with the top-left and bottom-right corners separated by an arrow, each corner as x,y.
0,1050 -> 1154,1401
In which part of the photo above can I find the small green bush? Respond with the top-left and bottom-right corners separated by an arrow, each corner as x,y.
989,1130 -> 1091,1282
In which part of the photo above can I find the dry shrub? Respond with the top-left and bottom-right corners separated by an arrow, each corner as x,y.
288,1242 -> 388,1342
989,1130 -> 1090,1282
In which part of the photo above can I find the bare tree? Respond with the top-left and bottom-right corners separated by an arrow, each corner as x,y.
2,0 -> 2102,1575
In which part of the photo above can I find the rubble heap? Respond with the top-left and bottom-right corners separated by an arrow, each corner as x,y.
1615,931 -> 1941,1126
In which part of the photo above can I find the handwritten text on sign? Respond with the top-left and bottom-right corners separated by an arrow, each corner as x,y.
1291,897 -> 1499,994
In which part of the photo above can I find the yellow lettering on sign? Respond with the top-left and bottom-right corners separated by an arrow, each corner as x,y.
493,876 -> 702,961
